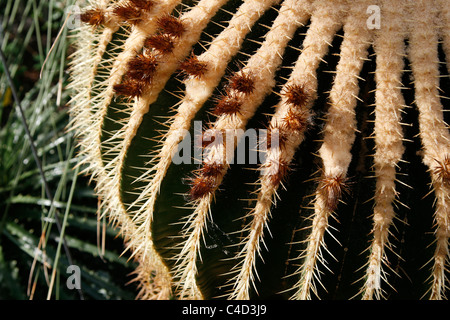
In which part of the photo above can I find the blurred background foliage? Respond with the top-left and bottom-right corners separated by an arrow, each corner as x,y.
0,0 -> 137,299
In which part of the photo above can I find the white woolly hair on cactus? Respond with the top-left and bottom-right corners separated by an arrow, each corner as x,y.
69,0 -> 450,300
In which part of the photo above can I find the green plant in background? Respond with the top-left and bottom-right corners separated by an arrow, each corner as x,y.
0,0 -> 138,299
70,0 -> 449,300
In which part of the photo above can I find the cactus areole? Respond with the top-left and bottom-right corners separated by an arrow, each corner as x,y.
69,0 -> 450,300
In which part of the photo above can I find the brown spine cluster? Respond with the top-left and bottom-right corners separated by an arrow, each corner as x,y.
156,14 -> 186,38
318,174 -> 350,212
228,72 -> 255,95
279,84 -> 311,138
127,52 -> 159,83
113,0 -> 155,25
80,8 -> 106,27
80,1 -> 156,28
178,53 -> 209,79
213,94 -> 242,115
113,14 -> 186,99
113,79 -> 146,98
283,108 -> 310,132
189,127 -> 227,200
282,83 -> 311,107
211,72 -> 256,116
213,71 -> 255,116
144,34 -> 175,54
433,155 -> 450,186
113,52 -> 157,98
188,163 -> 226,200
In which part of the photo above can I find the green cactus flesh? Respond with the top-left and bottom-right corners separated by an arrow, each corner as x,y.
69,0 -> 450,299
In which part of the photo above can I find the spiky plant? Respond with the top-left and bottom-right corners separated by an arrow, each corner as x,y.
0,0 -> 139,300
69,0 -> 450,300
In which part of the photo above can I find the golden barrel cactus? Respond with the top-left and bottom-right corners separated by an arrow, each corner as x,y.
68,0 -> 450,299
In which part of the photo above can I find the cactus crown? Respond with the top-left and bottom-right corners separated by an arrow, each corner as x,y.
69,0 -> 450,299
